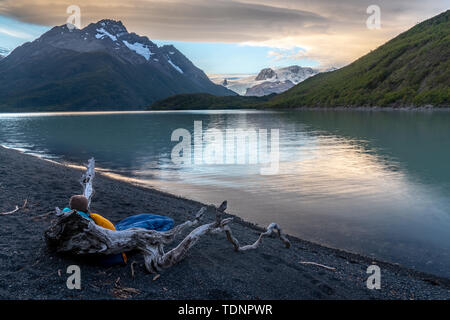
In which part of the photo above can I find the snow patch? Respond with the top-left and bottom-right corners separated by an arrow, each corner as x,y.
168,59 -> 183,73
95,28 -> 117,41
122,40 -> 152,60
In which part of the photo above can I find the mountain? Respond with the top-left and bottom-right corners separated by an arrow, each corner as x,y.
255,68 -> 277,81
212,65 -> 318,96
0,19 -> 235,111
244,66 -> 317,96
245,80 -> 294,96
152,10 -> 449,110
258,65 -> 317,84
269,10 -> 450,108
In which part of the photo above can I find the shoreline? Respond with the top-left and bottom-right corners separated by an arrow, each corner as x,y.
0,145 -> 449,299
290,106 -> 450,112
1,106 -> 450,115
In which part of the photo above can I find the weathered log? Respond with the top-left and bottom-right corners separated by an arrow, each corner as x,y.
44,159 -> 291,273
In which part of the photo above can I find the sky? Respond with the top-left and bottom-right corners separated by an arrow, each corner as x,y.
0,0 -> 448,74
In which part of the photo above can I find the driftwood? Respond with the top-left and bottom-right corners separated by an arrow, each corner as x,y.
80,158 -> 96,208
300,261 -> 336,271
45,158 -> 290,273
1,199 -> 28,216
0,205 -> 19,216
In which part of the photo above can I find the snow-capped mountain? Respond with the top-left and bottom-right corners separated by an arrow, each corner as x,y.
255,66 -> 317,84
0,19 -> 234,111
38,20 -> 177,68
212,65 -> 318,96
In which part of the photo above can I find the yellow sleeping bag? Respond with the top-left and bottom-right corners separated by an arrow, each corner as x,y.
90,213 -> 116,230
90,213 -> 127,264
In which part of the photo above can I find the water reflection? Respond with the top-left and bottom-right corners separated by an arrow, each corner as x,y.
0,110 -> 449,276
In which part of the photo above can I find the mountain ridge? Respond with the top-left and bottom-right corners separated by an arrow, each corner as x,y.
154,10 -> 449,109
213,65 -> 318,96
0,19 -> 235,111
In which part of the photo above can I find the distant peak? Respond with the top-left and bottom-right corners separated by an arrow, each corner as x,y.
255,68 -> 276,81
95,19 -> 125,27
284,65 -> 302,71
87,19 -> 128,34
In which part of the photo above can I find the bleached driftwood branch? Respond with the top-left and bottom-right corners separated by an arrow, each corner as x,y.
1,200 -> 28,216
44,159 -> 290,273
0,205 -> 19,216
212,201 -> 290,251
81,158 -> 96,209
300,261 -> 336,271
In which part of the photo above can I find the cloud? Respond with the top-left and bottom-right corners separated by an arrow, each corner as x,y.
251,30 -> 396,67
0,0 -> 447,67
0,46 -> 10,55
0,0 -> 330,41
0,26 -> 33,39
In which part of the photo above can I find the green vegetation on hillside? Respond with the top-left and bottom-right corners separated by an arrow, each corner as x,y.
269,10 -> 449,108
150,93 -> 271,110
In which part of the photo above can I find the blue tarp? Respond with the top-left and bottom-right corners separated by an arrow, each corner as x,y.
100,214 -> 174,267
115,214 -> 174,232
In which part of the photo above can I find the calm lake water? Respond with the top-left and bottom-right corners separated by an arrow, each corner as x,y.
1,110 -> 450,277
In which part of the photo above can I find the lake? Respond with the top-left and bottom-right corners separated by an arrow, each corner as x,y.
1,110 -> 449,277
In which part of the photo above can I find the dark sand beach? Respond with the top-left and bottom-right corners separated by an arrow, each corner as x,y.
0,146 -> 449,300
